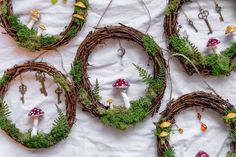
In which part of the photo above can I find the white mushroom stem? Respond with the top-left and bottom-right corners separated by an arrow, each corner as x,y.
231,32 -> 236,41
37,28 -> 44,36
27,19 -> 36,29
31,117 -> 39,137
212,46 -> 220,55
121,90 -> 131,108
110,103 -> 114,109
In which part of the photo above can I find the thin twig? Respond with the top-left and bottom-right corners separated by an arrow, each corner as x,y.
96,0 -> 113,28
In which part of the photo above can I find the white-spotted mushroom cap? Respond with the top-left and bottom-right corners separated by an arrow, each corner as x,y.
113,79 -> 130,89
207,38 -> 220,48
30,10 -> 41,21
28,107 -> 44,117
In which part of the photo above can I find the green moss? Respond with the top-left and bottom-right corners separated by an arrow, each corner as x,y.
163,148 -> 175,157
8,15 -> 61,51
73,0 -> 89,25
66,26 -> 78,38
77,88 -> 91,107
53,73 -> 70,92
169,34 -> 236,76
205,55 -> 230,76
0,101 -> 70,148
0,0 -> 7,15
165,0 -> 180,15
98,96 -> 152,130
70,59 -> 83,85
0,73 -> 9,87
141,35 -> 158,56
227,152 -> 236,157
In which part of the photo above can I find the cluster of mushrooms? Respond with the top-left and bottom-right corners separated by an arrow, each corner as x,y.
207,25 -> 236,55
26,2 -> 86,36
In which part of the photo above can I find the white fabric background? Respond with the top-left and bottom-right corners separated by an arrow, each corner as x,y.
0,0 -> 235,156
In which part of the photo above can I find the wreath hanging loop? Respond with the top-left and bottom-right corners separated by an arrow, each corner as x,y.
0,62 -> 77,149
70,25 -> 167,130
0,0 -> 89,51
155,91 -> 236,157
164,0 -> 236,76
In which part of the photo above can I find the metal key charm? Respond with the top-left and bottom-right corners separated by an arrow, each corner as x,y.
198,9 -> 213,34
55,86 -> 63,104
35,72 -> 47,96
19,83 -> 27,104
215,4 -> 224,22
187,19 -> 198,32
117,39 -> 126,67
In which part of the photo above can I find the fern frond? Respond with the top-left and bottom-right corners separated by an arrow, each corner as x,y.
92,78 -> 101,100
0,99 -> 11,118
133,64 -> 152,84
52,105 -> 68,127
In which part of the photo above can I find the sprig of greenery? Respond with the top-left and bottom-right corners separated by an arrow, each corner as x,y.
133,64 -> 152,84
53,73 -> 70,92
70,59 -> 83,85
163,148 -> 175,157
92,78 -> 101,100
0,73 -> 10,87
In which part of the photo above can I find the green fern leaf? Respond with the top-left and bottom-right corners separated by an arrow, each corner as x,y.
133,64 -> 152,84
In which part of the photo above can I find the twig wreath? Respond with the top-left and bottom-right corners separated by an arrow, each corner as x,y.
70,25 -> 167,130
0,0 -> 89,51
155,91 -> 236,157
164,0 -> 236,76
0,62 -> 76,149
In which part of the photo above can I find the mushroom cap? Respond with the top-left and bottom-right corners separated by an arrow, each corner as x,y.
28,107 -> 44,117
73,13 -> 85,20
74,2 -> 86,8
106,98 -> 113,103
207,38 -> 220,47
39,24 -> 46,31
113,79 -> 130,89
159,121 -> 172,128
30,9 -> 41,21
159,131 -> 169,138
226,25 -> 236,34
195,151 -> 209,157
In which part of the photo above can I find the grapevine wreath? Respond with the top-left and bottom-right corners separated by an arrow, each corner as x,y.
0,0 -> 89,51
164,0 -> 236,76
155,91 -> 236,157
0,62 -> 76,149
70,25 -> 167,130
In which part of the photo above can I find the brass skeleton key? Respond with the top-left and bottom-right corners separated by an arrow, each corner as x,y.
187,19 -> 198,32
35,72 -> 47,96
55,86 -> 63,104
19,83 -> 27,104
215,4 -> 224,22
198,9 -> 213,35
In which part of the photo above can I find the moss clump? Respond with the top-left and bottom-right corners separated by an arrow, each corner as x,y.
70,59 -> 83,85
73,0 -> 89,25
8,15 -> 61,51
98,96 -> 152,130
169,34 -> 236,76
0,100 -> 70,148
141,35 -> 158,56
205,55 -> 231,76
77,88 -> 91,107
66,26 -> 78,38
53,73 -> 70,92
227,152 -> 236,157
0,0 -> 7,15
165,0 -> 180,15
163,148 -> 175,157
0,73 -> 9,87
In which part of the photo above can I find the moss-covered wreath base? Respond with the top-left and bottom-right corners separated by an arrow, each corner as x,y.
164,0 -> 236,76
70,25 -> 167,130
0,0 -> 89,51
155,91 -> 236,157
0,62 -> 76,149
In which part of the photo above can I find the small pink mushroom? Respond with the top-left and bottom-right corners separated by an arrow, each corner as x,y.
195,151 -> 209,157
113,79 -> 131,108
28,107 -> 44,137
207,38 -> 221,55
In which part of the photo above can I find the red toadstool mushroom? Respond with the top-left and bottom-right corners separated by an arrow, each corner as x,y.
28,107 -> 44,137
195,151 -> 209,157
113,79 -> 131,108
207,38 -> 221,55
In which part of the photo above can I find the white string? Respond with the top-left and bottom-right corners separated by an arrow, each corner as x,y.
140,0 -> 152,34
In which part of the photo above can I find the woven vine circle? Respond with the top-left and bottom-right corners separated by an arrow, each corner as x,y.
164,0 -> 236,76
0,0 -> 89,51
0,62 -> 76,149
71,25 -> 167,130
155,91 -> 236,156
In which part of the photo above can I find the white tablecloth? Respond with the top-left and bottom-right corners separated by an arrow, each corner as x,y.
0,0 -> 236,156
